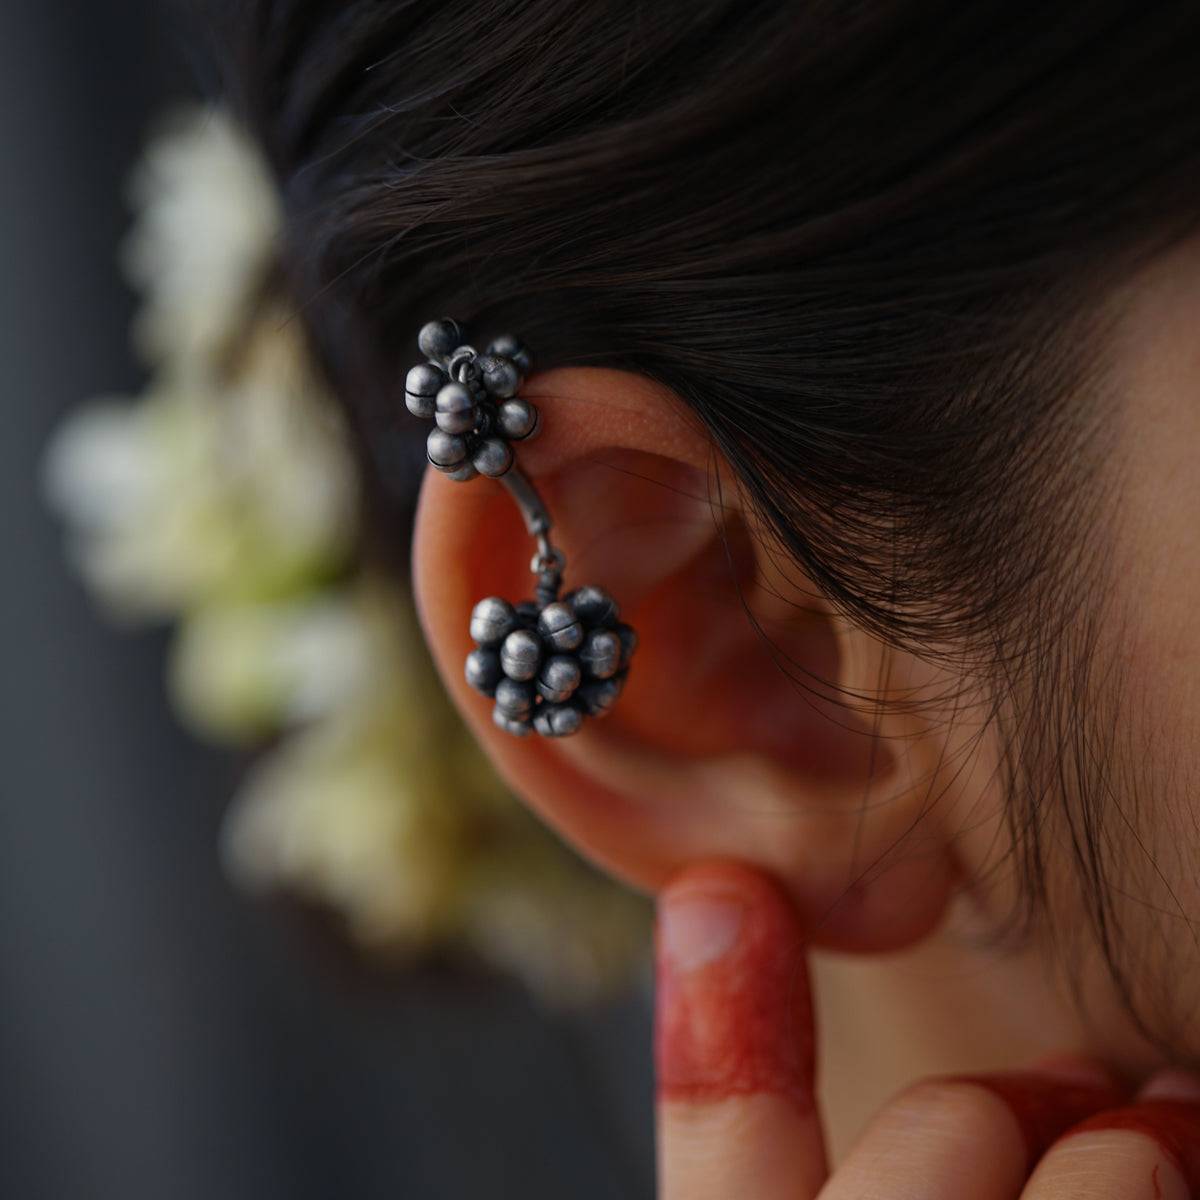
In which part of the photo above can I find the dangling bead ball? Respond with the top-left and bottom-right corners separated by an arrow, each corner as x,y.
464,587 -> 636,738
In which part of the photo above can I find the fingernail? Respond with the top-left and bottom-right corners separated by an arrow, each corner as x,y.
654,862 -> 814,1107
1140,1069 -> 1200,1103
660,892 -> 744,972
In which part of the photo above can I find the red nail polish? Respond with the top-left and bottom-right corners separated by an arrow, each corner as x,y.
955,1074 -> 1127,1167
654,862 -> 815,1108
1063,1102 -> 1200,1191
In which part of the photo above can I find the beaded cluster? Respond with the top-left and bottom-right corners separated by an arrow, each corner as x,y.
405,318 -> 539,482
406,318 -> 637,738
466,587 -> 637,739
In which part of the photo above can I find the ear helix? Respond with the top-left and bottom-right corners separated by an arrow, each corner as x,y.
405,318 -> 638,738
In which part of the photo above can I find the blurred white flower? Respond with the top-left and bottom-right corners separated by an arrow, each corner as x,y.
168,592 -> 379,741
42,319 -> 358,618
123,108 -> 282,374
221,704 -> 469,950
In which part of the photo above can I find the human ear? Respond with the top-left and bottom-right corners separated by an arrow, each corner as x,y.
413,367 -> 966,954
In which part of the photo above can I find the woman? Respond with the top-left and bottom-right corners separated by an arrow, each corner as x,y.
210,0 -> 1200,1192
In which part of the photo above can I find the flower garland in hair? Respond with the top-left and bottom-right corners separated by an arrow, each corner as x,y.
42,106 -> 648,1007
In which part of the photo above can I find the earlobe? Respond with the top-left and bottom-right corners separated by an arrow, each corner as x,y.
414,366 -> 964,956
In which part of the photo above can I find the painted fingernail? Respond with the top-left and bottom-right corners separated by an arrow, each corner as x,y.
1140,1068 -> 1200,1103
654,861 -> 814,1108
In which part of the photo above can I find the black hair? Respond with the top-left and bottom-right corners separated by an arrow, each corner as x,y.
205,0 -> 1200,1051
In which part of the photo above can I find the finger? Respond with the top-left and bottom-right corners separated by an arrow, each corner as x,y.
817,1071 -> 1124,1200
1021,1102 -> 1200,1199
656,860 -> 827,1200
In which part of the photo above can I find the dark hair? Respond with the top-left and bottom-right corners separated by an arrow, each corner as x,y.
206,1 -> 1200,1048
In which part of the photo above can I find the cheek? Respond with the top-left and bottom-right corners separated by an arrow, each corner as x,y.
1054,237 -> 1200,1059
1113,228 -> 1200,822
1117,375 -> 1200,800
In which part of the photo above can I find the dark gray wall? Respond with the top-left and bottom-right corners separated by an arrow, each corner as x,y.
0,6 -> 652,1197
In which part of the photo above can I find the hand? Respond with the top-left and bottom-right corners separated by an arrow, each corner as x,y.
655,861 -> 1200,1198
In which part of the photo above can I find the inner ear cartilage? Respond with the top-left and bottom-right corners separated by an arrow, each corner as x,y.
406,318 -> 637,738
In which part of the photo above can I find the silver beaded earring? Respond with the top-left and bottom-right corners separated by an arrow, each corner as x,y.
405,318 -> 637,738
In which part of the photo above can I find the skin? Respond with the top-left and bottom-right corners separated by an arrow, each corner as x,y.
411,232 -> 1200,1189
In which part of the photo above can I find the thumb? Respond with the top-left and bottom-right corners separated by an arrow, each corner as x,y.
655,859 -> 828,1200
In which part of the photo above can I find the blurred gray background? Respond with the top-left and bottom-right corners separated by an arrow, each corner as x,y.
0,5 -> 652,1197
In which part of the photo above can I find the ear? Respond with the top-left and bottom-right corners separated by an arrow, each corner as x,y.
413,368 -> 976,953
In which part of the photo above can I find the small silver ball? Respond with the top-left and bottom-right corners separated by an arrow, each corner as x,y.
537,601 -> 584,652
469,597 -> 517,647
418,318 -> 463,361
434,381 -> 478,434
496,398 -> 539,441
537,654 -> 582,703
579,629 -> 621,680
567,585 -> 619,627
533,703 -> 583,738
426,428 -> 468,470
465,648 -> 503,695
405,363 -> 446,418
472,437 -> 515,478
476,354 -> 521,398
578,675 -> 624,718
500,628 -> 543,681
616,623 -> 639,669
493,707 -> 532,737
406,392 -> 436,420
494,677 -> 535,719
444,461 -> 479,483
486,334 -> 532,376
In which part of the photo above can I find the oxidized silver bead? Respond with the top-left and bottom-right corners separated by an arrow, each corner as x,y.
427,428 -> 469,470
486,334 -> 533,377
537,654 -> 582,703
578,675 -> 624,718
533,702 -> 582,739
476,354 -> 521,398
444,461 -> 479,483
434,381 -> 478,434
579,629 -> 621,680
418,318 -> 463,361
537,601 -> 584,652
496,398 -> 539,441
469,597 -> 517,647
495,677 -> 535,719
499,628 -> 542,681
472,437 -> 515,478
493,708 -> 532,737
567,585 -> 618,627
465,648 -> 503,695
405,363 -> 446,418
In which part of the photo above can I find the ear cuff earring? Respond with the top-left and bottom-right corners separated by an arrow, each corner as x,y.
405,318 -> 637,738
